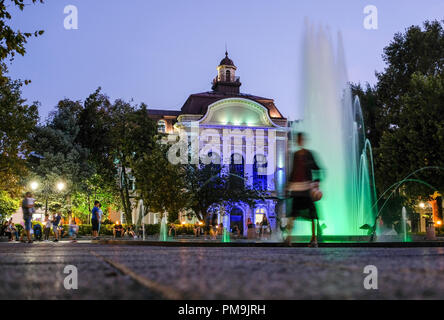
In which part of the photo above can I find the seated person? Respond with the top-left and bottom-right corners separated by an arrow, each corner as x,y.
113,223 -> 124,238
218,223 -> 225,236
168,223 -> 176,237
69,220 -> 79,242
125,225 -> 136,238
10,222 -> 18,241
232,225 -> 240,238
193,222 -> 201,237
58,225 -> 65,239
33,223 -> 42,241
1,221 -> 9,239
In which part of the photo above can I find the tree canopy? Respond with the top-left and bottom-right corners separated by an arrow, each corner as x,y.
353,20 -> 444,202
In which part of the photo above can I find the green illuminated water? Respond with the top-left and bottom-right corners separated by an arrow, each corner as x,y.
159,216 -> 168,241
291,24 -> 377,235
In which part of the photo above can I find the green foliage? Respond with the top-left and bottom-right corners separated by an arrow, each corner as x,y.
353,20 -> 444,200
0,78 -> 38,195
377,73 -> 444,197
143,223 -> 160,235
184,163 -> 263,220
0,0 -> 44,81
131,142 -> 189,224
378,195 -> 415,227
0,190 -> 19,220
75,90 -> 158,224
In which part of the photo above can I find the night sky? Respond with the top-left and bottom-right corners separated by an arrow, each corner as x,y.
8,0 -> 444,121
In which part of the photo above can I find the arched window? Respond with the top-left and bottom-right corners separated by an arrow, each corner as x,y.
157,120 -> 166,133
253,154 -> 267,190
254,207 -> 267,224
207,152 -> 221,167
230,153 -> 244,178
225,69 -> 231,82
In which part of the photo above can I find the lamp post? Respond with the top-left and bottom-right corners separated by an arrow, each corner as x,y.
30,181 -> 39,191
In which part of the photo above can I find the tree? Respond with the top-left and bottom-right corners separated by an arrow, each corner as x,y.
106,100 -> 157,223
0,78 -> 38,196
351,83 -> 386,149
76,88 -> 115,185
131,142 -> 189,224
377,73 -> 444,198
0,0 -> 44,82
29,99 -> 94,216
184,163 -> 263,221
0,190 -> 19,221
376,20 -> 444,127
354,20 -> 444,200
76,91 -> 158,224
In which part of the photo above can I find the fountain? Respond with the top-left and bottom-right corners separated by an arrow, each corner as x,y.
291,22 -> 377,236
401,206 -> 408,242
159,215 -> 168,241
222,213 -> 230,243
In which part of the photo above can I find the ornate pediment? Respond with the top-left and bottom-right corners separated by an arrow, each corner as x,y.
199,98 -> 280,128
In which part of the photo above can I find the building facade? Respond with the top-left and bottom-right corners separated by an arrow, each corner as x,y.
141,52 -> 288,236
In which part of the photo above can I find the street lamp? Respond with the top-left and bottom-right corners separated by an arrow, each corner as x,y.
30,181 -> 38,191
419,202 -> 425,208
56,182 -> 65,192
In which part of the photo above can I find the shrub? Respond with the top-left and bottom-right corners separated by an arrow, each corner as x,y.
143,224 -> 160,235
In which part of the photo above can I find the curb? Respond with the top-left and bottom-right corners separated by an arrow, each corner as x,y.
93,240 -> 444,248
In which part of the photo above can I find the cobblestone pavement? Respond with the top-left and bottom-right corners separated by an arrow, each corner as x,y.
1,241 -> 443,299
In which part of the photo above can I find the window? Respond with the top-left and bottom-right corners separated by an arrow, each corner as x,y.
157,120 -> 166,133
206,152 -> 221,166
225,69 -> 231,82
253,155 -> 267,190
255,207 -> 266,224
230,153 -> 244,178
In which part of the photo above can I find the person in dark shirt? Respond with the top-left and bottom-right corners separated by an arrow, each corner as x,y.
113,223 -> 124,238
52,212 -> 62,242
286,132 -> 322,248
91,200 -> 100,239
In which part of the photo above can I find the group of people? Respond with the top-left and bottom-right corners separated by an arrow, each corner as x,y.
112,223 -> 136,238
246,215 -> 271,240
0,210 -> 77,243
1,219 -> 19,241
165,214 -> 271,240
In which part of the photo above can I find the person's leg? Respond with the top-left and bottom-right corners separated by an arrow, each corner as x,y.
25,220 -> 32,242
309,219 -> 318,247
285,218 -> 294,244
311,219 -> 315,241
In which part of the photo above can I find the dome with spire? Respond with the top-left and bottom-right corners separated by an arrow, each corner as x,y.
219,51 -> 235,66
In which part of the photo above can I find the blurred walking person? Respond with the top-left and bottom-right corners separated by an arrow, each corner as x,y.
20,192 -> 34,243
285,132 -> 322,247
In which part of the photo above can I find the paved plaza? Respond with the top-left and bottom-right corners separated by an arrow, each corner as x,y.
1,241 -> 443,299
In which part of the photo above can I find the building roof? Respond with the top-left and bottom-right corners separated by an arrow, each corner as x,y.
219,51 -> 235,66
180,91 -> 285,119
147,109 -> 181,116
